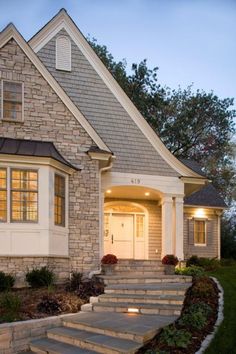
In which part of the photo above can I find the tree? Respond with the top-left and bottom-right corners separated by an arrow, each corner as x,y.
89,38 -> 236,204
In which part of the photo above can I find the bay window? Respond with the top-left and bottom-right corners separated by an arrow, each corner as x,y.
54,174 -> 65,226
0,168 -> 7,222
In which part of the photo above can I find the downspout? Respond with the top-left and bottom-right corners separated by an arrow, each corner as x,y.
89,156 -> 115,278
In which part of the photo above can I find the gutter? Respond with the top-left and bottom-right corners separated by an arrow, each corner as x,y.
88,155 -> 115,279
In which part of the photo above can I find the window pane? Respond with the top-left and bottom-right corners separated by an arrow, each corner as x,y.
194,220 -> 206,244
54,174 -> 65,226
3,81 -> 22,120
136,215 -> 144,238
0,169 -> 7,222
11,169 -> 38,222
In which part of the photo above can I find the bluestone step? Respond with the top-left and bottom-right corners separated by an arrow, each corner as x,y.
98,293 -> 184,305
63,311 -> 177,343
105,282 -> 190,295
83,301 -> 182,316
47,326 -> 141,354
100,274 -> 192,285
30,337 -> 97,353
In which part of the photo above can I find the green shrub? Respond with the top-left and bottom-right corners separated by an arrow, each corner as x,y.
0,271 -> 15,292
191,277 -> 215,299
66,272 -> 83,291
220,258 -> 236,267
179,309 -> 207,330
186,255 -> 200,267
187,302 -> 213,316
159,325 -> 191,348
26,266 -> 55,288
0,292 -> 21,322
175,265 -> 205,277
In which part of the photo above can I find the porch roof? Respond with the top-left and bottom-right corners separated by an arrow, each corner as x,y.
184,184 -> 227,208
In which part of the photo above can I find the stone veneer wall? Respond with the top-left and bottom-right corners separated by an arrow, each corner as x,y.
105,198 -> 162,259
0,39 -> 100,276
0,256 -> 70,287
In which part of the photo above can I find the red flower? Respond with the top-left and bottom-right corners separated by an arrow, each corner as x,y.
162,254 -> 178,266
101,254 -> 118,264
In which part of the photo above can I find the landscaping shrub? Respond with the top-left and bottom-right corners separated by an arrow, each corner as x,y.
76,276 -> 104,301
190,276 -> 215,299
26,266 -> 55,288
178,302 -> 212,330
161,254 -> 178,265
220,258 -> 236,266
37,295 -> 62,315
175,265 -> 205,277
0,292 -> 21,322
66,271 -> 83,291
186,255 -> 201,267
186,256 -> 220,271
0,271 -> 15,292
101,254 -> 118,264
159,325 -> 191,349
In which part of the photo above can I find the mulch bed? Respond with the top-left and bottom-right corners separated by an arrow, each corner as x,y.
137,276 -> 219,354
0,285 -> 85,323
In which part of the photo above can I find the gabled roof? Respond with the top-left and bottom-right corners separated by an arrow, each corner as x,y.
184,184 -> 227,208
0,137 -> 79,170
0,23 -> 110,153
28,9 -> 206,179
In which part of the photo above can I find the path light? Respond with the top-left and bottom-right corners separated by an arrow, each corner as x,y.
128,308 -> 140,313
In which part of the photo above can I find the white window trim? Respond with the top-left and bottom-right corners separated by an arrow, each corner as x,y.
56,35 -> 71,72
1,166 -> 39,224
1,80 -> 24,122
194,218 -> 207,246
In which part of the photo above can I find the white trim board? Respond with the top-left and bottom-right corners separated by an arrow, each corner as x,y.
29,9 -> 202,178
0,23 -> 110,153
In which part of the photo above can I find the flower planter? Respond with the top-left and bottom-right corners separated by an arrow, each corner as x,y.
101,264 -> 116,275
164,264 -> 176,275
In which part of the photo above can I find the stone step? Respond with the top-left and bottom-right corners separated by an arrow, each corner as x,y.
30,337 -> 98,353
113,270 -> 165,276
47,326 -> 141,354
100,274 -> 191,285
105,282 -> 190,296
114,265 -> 164,271
116,259 -> 162,266
82,301 -> 182,316
63,312 -> 177,344
97,293 -> 184,305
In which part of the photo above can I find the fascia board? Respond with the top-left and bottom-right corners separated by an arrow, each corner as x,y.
29,10 -> 202,178
0,24 -> 110,153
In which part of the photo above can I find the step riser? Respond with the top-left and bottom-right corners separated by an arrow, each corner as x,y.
103,278 -> 191,285
98,297 -> 183,305
105,289 -> 186,296
30,345 -> 47,354
91,305 -> 181,316
47,332 -> 125,354
63,321 -> 146,344
115,266 -> 164,271
114,271 -> 165,276
117,261 -> 162,265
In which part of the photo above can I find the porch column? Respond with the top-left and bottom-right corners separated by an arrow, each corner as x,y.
161,196 -> 174,257
175,197 -> 184,260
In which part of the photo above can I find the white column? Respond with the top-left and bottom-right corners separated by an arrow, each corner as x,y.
161,196 -> 174,257
175,197 -> 184,260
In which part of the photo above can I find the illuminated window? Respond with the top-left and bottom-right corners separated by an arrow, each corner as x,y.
54,174 -> 65,226
11,169 -> 38,222
104,213 -> 110,238
0,168 -> 7,222
2,81 -> 23,121
194,220 -> 206,245
136,215 -> 144,238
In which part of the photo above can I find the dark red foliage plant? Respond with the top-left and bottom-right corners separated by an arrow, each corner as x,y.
101,254 -> 118,264
162,254 -> 179,266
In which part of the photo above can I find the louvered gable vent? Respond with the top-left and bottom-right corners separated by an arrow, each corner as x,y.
56,35 -> 71,71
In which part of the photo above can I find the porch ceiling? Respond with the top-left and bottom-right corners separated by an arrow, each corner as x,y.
104,186 -> 162,201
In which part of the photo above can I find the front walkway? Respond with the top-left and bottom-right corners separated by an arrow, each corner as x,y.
29,261 -> 192,353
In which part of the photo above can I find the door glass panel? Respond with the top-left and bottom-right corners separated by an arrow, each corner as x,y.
136,215 -> 144,238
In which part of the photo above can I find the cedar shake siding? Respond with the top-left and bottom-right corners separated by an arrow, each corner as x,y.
37,29 -> 178,177
0,39 -> 100,274
183,210 -> 219,259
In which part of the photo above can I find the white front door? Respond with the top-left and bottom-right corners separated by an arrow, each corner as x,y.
104,213 -> 134,258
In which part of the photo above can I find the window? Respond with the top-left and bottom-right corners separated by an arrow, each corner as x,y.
0,168 -> 7,222
11,169 -> 38,222
194,220 -> 206,245
54,174 -> 65,226
56,36 -> 71,71
136,215 -> 144,238
2,81 -> 23,121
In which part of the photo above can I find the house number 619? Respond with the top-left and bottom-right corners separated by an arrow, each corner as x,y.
131,178 -> 141,184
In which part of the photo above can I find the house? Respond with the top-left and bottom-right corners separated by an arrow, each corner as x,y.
0,9 -> 226,283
